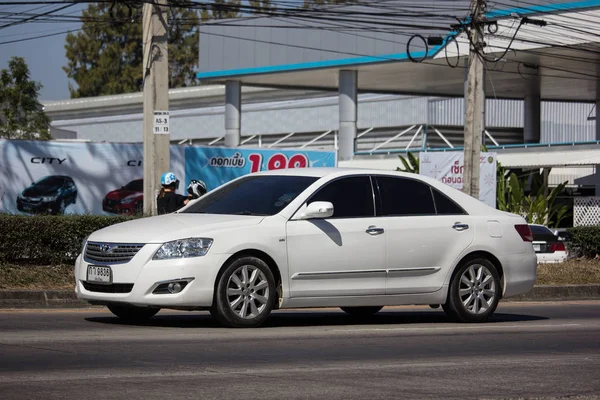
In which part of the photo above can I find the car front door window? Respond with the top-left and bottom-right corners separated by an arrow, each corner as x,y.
308,176 -> 374,218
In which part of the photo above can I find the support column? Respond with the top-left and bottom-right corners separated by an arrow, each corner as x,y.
338,70 -> 357,161
524,74 -> 541,144
225,80 -> 241,147
595,80 -> 600,195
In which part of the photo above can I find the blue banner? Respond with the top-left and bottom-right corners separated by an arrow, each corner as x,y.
185,147 -> 337,191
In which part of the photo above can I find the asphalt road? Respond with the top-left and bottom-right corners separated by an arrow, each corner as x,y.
0,302 -> 599,400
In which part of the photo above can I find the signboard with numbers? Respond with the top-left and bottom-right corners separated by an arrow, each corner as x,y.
153,111 -> 170,134
184,146 -> 337,192
0,139 -> 336,216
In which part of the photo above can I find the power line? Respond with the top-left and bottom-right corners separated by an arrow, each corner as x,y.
0,1 -> 75,30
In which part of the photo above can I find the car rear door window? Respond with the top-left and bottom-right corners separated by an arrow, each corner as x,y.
432,188 -> 467,215
309,176 -> 374,218
375,176 -> 436,216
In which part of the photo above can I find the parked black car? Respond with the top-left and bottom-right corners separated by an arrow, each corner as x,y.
17,175 -> 78,215
529,224 -> 568,263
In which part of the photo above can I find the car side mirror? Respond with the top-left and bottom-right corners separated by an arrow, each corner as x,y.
298,201 -> 334,220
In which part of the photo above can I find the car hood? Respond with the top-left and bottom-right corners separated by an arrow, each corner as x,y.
22,185 -> 59,197
105,189 -> 140,200
88,213 -> 265,244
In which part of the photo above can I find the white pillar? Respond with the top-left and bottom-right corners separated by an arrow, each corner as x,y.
225,80 -> 241,147
338,70 -> 357,161
595,82 -> 600,195
524,75 -> 541,143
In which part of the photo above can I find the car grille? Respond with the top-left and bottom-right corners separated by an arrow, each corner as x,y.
104,199 -> 119,207
84,242 -> 145,265
21,197 -> 43,205
82,282 -> 134,293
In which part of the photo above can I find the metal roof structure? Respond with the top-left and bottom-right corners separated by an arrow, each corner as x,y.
339,142 -> 600,187
43,85 -> 326,120
196,0 -> 600,102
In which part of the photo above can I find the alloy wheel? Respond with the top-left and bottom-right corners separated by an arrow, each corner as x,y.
226,264 -> 270,319
458,264 -> 497,315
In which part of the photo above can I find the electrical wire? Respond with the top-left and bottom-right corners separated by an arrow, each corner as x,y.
1,0 -> 600,86
0,1 -> 75,30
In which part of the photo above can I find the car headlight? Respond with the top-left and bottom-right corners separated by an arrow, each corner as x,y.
80,235 -> 90,255
121,195 -> 137,204
153,238 -> 213,260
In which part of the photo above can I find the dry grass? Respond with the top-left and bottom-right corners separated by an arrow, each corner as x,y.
0,264 -> 75,290
1,259 -> 600,290
536,258 -> 600,285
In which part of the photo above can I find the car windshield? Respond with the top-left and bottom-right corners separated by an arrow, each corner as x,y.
123,180 -> 143,192
529,225 -> 556,241
182,175 -> 318,216
34,176 -> 64,189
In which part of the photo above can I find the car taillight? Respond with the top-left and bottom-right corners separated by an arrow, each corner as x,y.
514,224 -> 533,242
550,242 -> 566,252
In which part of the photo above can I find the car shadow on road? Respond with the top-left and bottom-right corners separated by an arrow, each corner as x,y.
84,308 -> 548,329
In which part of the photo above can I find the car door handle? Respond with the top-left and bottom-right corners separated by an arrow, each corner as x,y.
366,226 -> 385,235
452,222 -> 469,231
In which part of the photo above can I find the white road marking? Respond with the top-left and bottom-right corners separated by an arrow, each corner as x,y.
332,323 -> 583,332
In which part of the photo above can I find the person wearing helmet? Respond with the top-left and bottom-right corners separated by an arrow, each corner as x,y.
157,172 -> 190,215
186,179 -> 207,199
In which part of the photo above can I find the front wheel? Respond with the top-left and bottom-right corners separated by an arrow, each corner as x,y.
210,256 -> 276,328
107,304 -> 160,321
444,258 -> 501,323
340,306 -> 383,317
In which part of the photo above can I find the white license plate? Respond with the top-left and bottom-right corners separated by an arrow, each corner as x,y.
87,265 -> 112,283
533,244 -> 541,252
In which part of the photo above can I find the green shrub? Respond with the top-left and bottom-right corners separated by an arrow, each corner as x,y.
0,214 -> 141,265
566,226 -> 600,258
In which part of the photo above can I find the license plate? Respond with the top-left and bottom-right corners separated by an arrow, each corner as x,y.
87,265 -> 112,283
533,244 -> 541,252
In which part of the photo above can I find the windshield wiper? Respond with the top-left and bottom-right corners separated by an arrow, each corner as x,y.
236,211 -> 265,216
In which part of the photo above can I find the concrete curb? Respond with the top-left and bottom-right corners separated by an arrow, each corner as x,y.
507,284 -> 600,302
1,285 -> 599,309
0,289 -> 88,309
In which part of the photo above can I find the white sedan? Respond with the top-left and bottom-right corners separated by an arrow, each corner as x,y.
74,168 -> 537,327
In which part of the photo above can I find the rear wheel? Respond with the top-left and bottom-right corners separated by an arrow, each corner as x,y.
444,258 -> 501,323
340,306 -> 383,317
210,256 -> 276,328
107,304 -> 160,321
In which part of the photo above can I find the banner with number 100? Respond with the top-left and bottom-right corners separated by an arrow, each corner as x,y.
184,146 -> 337,192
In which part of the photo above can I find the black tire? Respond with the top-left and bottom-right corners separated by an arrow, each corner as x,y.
107,304 -> 160,321
340,306 -> 383,317
210,256 -> 277,328
54,199 -> 66,215
444,258 -> 501,323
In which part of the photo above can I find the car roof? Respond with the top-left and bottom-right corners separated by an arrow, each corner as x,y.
254,167 -> 415,179
254,167 -> 506,217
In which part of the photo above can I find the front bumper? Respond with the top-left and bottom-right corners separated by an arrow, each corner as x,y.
17,198 -> 55,213
102,199 -> 135,215
74,243 -> 231,308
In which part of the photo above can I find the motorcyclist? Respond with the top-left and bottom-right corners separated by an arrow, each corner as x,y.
157,172 -> 207,215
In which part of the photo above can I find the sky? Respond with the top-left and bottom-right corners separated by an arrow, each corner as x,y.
0,1 -> 87,101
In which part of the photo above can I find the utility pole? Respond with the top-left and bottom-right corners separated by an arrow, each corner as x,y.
463,0 -> 485,199
142,0 -> 170,216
